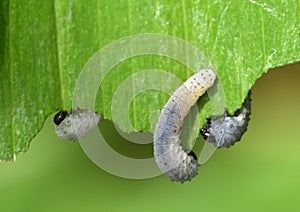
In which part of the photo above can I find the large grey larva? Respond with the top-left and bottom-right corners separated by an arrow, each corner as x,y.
154,69 -> 217,183
54,108 -> 103,140
200,91 -> 251,148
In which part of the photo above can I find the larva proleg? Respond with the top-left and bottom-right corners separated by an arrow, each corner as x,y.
154,69 -> 217,183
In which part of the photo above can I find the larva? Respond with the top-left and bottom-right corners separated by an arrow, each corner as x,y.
154,69 -> 217,183
200,91 -> 251,148
54,108 -> 103,140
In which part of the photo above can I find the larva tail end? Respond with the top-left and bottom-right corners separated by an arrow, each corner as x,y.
198,69 -> 217,88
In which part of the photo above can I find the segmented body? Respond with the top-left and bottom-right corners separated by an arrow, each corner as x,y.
154,69 -> 216,182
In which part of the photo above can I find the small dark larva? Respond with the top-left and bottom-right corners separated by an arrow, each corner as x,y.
200,91 -> 251,148
54,108 -> 103,140
154,69 -> 217,183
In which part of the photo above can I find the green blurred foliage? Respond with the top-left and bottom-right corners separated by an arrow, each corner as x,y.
1,0 -> 299,160
0,63 -> 299,211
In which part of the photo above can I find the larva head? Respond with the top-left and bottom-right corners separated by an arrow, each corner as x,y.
54,110 -> 68,125
54,108 -> 102,141
183,69 -> 217,100
200,126 -> 210,140
198,69 -> 217,89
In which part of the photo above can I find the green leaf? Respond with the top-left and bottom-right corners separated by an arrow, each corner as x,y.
0,0 -> 299,161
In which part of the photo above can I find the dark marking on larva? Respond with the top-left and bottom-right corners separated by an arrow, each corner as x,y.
54,110 -> 68,125
200,91 -> 251,148
187,151 -> 198,161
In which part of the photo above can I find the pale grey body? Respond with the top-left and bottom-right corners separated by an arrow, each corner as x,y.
154,69 -> 217,183
55,109 -> 102,140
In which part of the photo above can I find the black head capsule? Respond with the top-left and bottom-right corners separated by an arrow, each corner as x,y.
200,126 -> 210,139
54,110 -> 68,125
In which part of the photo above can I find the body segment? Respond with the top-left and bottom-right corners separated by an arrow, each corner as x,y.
154,69 -> 216,182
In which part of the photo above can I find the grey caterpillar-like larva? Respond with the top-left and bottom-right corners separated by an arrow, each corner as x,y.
154,69 -> 217,183
54,108 -> 103,140
200,91 -> 251,148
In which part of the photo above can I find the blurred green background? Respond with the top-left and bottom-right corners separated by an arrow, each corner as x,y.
0,62 -> 299,211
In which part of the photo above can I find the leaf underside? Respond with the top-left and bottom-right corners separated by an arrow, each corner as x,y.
0,0 -> 299,161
